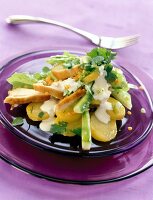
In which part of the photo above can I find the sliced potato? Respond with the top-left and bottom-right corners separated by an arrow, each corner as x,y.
91,97 -> 125,120
67,118 -> 82,130
107,97 -> 125,120
82,70 -> 99,83
26,102 -> 49,121
53,118 -> 82,137
56,103 -> 82,123
91,114 -> 117,142
52,65 -> 81,80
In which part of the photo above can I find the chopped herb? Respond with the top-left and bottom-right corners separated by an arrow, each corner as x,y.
91,56 -> 104,66
42,66 -> 50,73
104,64 -> 113,73
63,90 -> 72,96
12,117 -> 24,126
63,63 -> 72,69
50,122 -> 67,134
33,73 -> 42,80
71,128 -> 82,136
87,47 -> 116,65
83,63 -> 96,72
33,66 -> 51,81
105,71 -> 117,82
38,111 -> 45,118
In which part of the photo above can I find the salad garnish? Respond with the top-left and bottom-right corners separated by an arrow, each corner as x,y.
4,47 -> 133,150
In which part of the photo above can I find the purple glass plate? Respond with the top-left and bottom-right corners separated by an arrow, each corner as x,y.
0,50 -> 152,157
0,50 -> 153,184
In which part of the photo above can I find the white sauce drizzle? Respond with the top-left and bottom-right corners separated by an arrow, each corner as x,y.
39,99 -> 57,132
92,73 -> 112,124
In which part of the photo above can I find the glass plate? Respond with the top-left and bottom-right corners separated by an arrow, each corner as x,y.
0,50 -> 153,184
0,50 -> 152,157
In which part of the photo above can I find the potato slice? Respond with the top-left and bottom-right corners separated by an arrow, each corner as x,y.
26,102 -> 49,121
52,65 -> 81,80
53,118 -> 82,137
67,118 -> 82,130
107,97 -> 125,120
91,114 -> 117,142
91,97 -> 125,120
56,102 -> 82,123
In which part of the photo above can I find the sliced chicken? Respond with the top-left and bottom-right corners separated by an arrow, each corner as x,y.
52,65 -> 81,80
56,88 -> 85,110
4,88 -> 50,105
33,83 -> 63,99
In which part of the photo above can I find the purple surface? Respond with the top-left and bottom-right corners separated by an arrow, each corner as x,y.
0,0 -> 153,199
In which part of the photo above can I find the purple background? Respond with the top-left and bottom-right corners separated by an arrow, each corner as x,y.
0,0 -> 153,199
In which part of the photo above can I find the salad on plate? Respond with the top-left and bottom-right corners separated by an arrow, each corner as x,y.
4,48 -> 132,150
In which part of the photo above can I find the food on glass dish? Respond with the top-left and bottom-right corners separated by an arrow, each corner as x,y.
4,48 -> 133,150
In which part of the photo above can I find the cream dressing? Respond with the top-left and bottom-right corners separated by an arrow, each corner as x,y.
92,74 -> 111,101
40,99 -> 57,115
92,73 -> 112,124
95,101 -> 112,124
39,117 -> 55,132
39,99 -> 57,132
50,78 -> 80,93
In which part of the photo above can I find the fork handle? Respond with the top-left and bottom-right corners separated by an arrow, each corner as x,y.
6,15 -> 100,45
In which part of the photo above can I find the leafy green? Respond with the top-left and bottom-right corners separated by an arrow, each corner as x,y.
83,63 -> 96,72
38,111 -> 45,118
86,48 -> 117,83
103,64 -> 118,83
91,56 -> 104,66
47,52 -> 80,68
50,122 -> 67,134
63,63 -> 72,69
33,66 -> 51,80
105,70 -> 117,82
7,73 -> 37,89
7,66 -> 52,89
104,64 -> 113,73
42,66 -> 50,73
12,117 -> 24,126
87,47 -> 116,64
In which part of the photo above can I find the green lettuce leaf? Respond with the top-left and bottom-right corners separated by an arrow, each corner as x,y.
7,73 -> 37,89
87,47 -> 116,64
47,52 -> 80,68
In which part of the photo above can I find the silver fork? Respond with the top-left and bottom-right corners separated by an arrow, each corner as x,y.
6,15 -> 140,49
